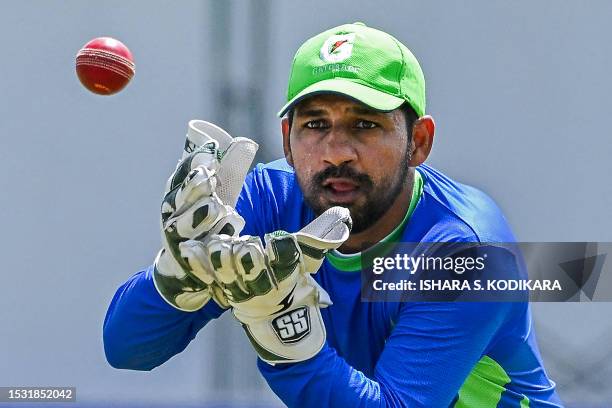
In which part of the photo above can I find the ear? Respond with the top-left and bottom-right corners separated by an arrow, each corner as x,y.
409,115 -> 435,167
281,117 -> 294,167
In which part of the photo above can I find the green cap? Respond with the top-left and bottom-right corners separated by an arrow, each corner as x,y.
278,22 -> 426,118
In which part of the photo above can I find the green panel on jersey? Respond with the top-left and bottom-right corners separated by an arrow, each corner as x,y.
521,396 -> 530,407
326,169 -> 423,272
454,355 -> 510,408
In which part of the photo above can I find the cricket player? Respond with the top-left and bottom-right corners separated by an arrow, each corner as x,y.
104,23 -> 563,407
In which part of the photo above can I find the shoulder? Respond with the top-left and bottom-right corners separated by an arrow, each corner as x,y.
411,165 -> 516,243
237,159 -> 313,237
247,159 -> 303,209
253,158 -> 296,175
249,159 -> 297,190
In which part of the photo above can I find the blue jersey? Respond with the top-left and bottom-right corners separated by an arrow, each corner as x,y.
104,160 -> 563,407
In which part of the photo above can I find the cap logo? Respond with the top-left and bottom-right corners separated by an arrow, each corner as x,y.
320,33 -> 355,63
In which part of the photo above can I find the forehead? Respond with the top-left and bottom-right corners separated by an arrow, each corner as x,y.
293,94 -> 385,116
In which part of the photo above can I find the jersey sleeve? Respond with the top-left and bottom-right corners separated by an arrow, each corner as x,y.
258,300 -> 513,407
103,265 -> 226,371
103,168 -> 263,371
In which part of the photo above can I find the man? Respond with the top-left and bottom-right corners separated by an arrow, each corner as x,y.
104,23 -> 563,407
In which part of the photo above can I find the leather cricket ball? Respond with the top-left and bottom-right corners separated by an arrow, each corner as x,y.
75,37 -> 135,95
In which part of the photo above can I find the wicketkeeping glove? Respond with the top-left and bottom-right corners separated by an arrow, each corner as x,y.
153,120 -> 259,311
181,206 -> 352,364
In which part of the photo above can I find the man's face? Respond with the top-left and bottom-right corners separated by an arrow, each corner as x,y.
284,94 -> 412,233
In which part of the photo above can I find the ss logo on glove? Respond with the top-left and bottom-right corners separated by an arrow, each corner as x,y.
272,307 -> 311,344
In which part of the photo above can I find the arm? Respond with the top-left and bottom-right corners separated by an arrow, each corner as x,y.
103,169 -> 261,371
103,120 -> 259,370
258,300 -> 512,408
103,265 -> 225,370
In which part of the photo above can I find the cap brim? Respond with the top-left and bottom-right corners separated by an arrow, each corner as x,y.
277,78 -> 405,117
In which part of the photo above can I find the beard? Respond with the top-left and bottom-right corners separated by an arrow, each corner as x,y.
297,151 -> 411,234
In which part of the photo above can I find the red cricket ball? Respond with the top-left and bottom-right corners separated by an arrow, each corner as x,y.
75,37 -> 135,95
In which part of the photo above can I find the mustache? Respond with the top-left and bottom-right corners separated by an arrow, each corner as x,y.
313,163 -> 373,189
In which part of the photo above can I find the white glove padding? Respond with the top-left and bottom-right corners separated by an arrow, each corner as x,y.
183,120 -> 259,208
153,121 -> 259,312
184,206 -> 352,364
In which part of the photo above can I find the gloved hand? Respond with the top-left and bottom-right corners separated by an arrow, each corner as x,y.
181,206 -> 352,364
153,120 -> 259,311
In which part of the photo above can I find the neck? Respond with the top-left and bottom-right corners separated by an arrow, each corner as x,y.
339,168 -> 415,253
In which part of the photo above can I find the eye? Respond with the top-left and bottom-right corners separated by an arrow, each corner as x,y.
304,119 -> 328,129
355,120 -> 378,129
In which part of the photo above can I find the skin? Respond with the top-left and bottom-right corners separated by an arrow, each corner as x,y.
282,94 -> 435,253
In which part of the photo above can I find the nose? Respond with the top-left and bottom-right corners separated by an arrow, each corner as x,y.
321,127 -> 358,167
